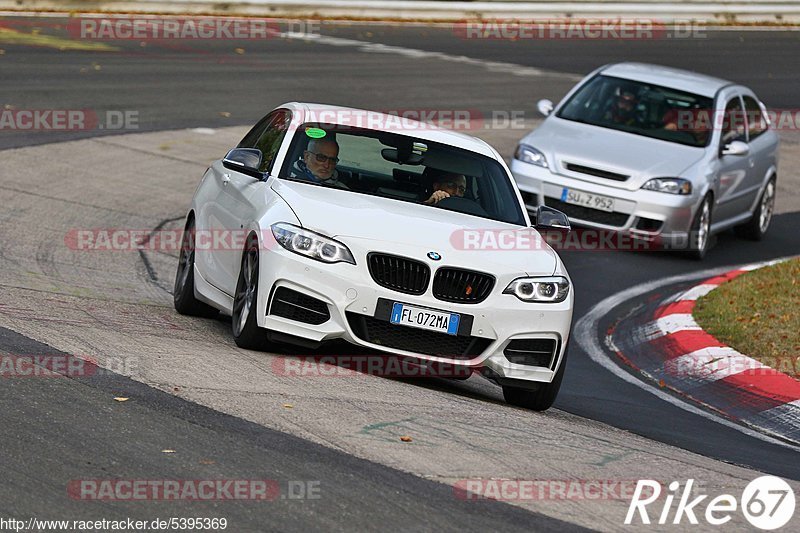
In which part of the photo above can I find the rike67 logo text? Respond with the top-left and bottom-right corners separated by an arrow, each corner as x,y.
626,477 -> 795,530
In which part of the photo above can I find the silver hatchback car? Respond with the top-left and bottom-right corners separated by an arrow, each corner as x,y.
511,62 -> 779,259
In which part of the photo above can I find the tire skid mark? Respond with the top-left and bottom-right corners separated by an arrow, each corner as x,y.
137,214 -> 185,295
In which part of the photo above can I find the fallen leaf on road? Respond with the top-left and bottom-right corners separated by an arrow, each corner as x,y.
234,48 -> 245,54
400,436 -> 413,442
114,397 -> 129,402
162,449 -> 176,454
283,403 -> 293,409
219,111 -> 231,118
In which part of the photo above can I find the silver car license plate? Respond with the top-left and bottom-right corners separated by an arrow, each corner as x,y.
561,187 -> 616,212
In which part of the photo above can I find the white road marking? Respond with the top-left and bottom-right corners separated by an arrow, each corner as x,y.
280,31 -> 584,80
676,283 -> 718,301
648,313 -> 701,339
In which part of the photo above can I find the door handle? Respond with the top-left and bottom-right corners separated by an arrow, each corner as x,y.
222,173 -> 231,186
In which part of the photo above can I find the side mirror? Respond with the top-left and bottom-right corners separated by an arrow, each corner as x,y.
534,205 -> 570,231
223,148 -> 265,179
536,99 -> 554,117
721,140 -> 749,157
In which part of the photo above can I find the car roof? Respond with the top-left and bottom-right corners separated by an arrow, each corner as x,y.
277,102 -> 500,159
600,62 -> 733,98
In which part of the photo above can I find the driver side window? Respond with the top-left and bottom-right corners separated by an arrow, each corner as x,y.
720,97 -> 747,147
238,110 -> 291,172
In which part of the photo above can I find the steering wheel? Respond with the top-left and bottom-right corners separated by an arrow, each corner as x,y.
435,196 -> 490,218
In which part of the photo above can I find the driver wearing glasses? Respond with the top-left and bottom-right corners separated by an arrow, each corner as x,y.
291,138 -> 350,189
424,171 -> 467,205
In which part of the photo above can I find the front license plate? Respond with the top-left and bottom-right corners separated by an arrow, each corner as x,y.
390,303 -> 460,336
561,187 -> 615,212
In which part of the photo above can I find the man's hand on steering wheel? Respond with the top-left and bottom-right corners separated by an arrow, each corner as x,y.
424,190 -> 451,205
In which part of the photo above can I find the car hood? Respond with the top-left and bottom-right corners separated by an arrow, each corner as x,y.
270,179 -> 557,276
523,117 -> 705,188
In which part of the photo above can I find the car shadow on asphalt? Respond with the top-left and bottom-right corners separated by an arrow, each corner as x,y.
212,313 -> 512,406
556,211 -> 800,267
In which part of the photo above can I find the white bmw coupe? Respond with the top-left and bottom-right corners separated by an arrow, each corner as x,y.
174,103 -> 574,410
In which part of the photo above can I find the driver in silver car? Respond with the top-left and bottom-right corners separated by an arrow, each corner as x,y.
603,84 -> 643,127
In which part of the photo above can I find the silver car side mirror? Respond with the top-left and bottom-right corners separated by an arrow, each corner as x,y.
536,99 -> 554,117
721,140 -> 750,157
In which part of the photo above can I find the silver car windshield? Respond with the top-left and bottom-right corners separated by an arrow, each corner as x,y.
557,75 -> 715,147
279,123 -> 527,226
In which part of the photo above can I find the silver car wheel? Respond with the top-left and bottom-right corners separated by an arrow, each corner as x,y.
759,181 -> 775,233
697,200 -> 710,252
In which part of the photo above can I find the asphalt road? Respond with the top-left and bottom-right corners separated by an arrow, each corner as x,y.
1,15 -> 799,530
0,325 -> 579,532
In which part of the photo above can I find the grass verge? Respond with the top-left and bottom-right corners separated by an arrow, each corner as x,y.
694,258 -> 799,377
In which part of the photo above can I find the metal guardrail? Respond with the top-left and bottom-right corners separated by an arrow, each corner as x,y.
3,0 -> 800,22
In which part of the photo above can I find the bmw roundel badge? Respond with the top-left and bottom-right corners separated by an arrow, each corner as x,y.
427,251 -> 442,261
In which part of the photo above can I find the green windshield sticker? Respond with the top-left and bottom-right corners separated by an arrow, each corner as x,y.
305,127 -> 327,139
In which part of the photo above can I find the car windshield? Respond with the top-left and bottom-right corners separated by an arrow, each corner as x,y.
556,75 -> 715,147
278,122 -> 526,226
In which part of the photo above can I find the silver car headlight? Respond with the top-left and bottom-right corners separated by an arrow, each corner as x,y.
641,178 -> 692,195
503,276 -> 569,303
271,223 -> 356,265
514,144 -> 548,168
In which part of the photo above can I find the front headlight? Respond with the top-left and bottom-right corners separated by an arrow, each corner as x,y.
514,144 -> 548,168
503,276 -> 569,303
641,178 -> 692,195
271,223 -> 356,265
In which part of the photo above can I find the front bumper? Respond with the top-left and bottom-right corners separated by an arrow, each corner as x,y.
511,159 -> 699,245
255,239 -> 573,384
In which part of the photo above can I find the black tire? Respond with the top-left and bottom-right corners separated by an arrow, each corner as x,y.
174,217 -> 218,318
687,195 -> 712,260
735,177 -> 776,241
231,236 -> 273,350
502,346 -> 568,412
